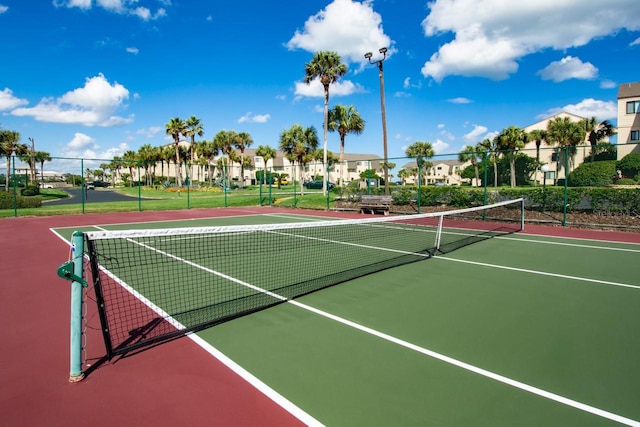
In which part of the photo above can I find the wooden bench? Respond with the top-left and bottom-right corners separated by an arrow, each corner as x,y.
359,195 -> 393,216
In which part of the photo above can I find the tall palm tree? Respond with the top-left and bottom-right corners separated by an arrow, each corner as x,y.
160,145 -> 174,184
122,150 -> 138,187
582,117 -> 617,162
33,151 -> 52,184
478,137 -> 499,188
546,116 -> 586,179
195,140 -> 219,185
398,168 -> 410,186
234,132 -> 253,188
255,145 -> 276,186
528,129 -> 547,186
184,116 -> 204,179
312,148 -> 339,183
405,141 -> 435,186
108,156 -> 122,187
458,144 -> 483,187
19,149 -> 38,185
279,124 -> 319,195
1,129 -> 27,191
328,104 -> 365,185
165,117 -> 186,186
138,144 -> 155,185
213,130 -> 239,185
496,126 -> 528,187
304,51 -> 348,195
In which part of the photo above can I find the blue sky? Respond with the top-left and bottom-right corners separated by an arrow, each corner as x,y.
1,0 -> 640,172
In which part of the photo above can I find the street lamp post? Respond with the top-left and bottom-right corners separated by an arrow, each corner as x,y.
365,47 -> 389,195
28,137 -> 35,186
541,164 -> 549,212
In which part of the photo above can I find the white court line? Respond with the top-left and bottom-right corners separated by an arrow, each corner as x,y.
90,226 -> 323,427
120,231 -> 638,426
61,223 -> 639,426
497,235 -> 640,253
436,256 -> 640,290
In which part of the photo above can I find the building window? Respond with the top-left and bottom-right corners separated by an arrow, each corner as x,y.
631,130 -> 640,141
627,101 -> 640,114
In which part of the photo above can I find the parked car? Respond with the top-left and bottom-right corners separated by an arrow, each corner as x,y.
304,180 -> 335,189
277,177 -> 289,185
86,183 -> 95,190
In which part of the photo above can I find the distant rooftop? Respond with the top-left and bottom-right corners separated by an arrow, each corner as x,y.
618,82 -> 640,99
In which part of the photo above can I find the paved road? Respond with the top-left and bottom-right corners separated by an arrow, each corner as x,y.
45,188 -> 140,205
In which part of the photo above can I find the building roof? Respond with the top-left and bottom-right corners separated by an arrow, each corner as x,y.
401,159 -> 464,170
618,82 -> 640,99
523,111 -> 586,131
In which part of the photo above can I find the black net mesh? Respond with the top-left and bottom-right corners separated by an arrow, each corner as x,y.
86,199 -> 523,356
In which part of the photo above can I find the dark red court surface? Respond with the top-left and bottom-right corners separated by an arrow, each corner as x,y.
1,206 -> 638,427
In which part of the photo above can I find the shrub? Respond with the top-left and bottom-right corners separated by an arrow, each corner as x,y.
567,160 -> 616,187
0,192 -> 42,209
617,153 -> 640,180
21,185 -> 41,196
615,178 -> 638,185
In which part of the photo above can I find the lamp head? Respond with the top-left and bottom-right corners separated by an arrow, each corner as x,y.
364,52 -> 373,60
541,164 -> 550,173
379,47 -> 388,54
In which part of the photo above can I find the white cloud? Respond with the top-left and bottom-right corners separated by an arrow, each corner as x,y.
540,98 -> 617,121
11,73 -> 133,126
60,133 -> 130,163
238,112 -> 271,124
0,88 -> 28,110
0,4 -> 8,13
53,0 -> 167,20
448,97 -> 472,104
421,0 -> 640,81
286,0 -> 393,70
126,47 -> 139,54
600,79 -> 617,89
62,132 -> 100,159
432,139 -> 450,154
537,56 -> 598,82
463,124 -> 488,143
630,37 -> 640,46
136,126 -> 162,138
53,0 -> 91,9
294,77 -> 364,99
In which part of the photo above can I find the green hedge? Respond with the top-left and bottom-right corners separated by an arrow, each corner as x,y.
567,161 -> 616,187
0,192 -> 43,209
617,153 -> 640,180
387,186 -> 639,216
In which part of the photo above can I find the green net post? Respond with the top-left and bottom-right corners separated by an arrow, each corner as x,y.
259,168 -> 263,206
12,155 -> 17,217
69,231 -> 85,382
80,159 -> 85,214
416,158 -> 421,214
223,161 -> 228,208
562,146 -> 569,226
268,167 -> 273,205
138,162 -> 142,211
483,152 -> 488,220
293,168 -> 298,207
186,163 -> 191,209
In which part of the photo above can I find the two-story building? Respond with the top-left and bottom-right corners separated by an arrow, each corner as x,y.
617,81 -> 640,159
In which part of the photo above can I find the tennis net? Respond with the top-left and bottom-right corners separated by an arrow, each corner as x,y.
84,198 -> 523,357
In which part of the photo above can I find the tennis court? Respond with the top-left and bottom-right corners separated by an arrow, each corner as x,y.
51,206 -> 640,426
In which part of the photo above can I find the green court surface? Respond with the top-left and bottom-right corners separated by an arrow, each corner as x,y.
54,213 -> 640,426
